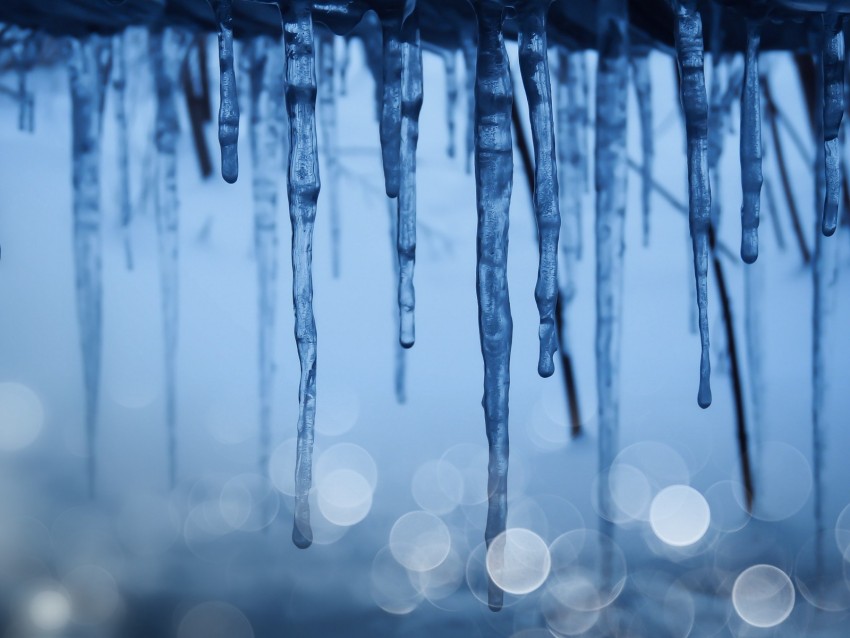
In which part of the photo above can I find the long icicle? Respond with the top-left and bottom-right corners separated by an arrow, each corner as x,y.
444,48 -> 459,159
150,29 -> 186,490
595,0 -> 629,536
379,7 -> 404,198
821,13 -> 846,237
517,0 -> 560,379
740,18 -> 763,263
113,31 -> 133,271
208,0 -> 240,183
630,46 -> 653,247
674,0 -> 712,408
397,12 -> 422,349
317,29 -> 341,279
247,36 -> 283,481
470,0 -> 513,612
281,0 -> 321,550
68,34 -> 111,497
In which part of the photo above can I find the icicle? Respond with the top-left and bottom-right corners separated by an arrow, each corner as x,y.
576,53 -> 590,195
821,13 -> 846,237
739,19 -> 763,263
462,30 -> 476,174
246,36 -> 283,480
12,33 -> 36,133
444,49 -> 459,158
595,0 -> 629,532
396,13 -> 422,349
68,34 -> 111,497
317,29 -> 341,279
282,1 -> 321,550
630,47 -> 653,247
378,8 -> 404,198
744,260 -> 763,484
469,0 -> 513,612
340,36 -> 351,96
388,197 -> 407,404
150,29 -> 187,490
674,0 -> 712,409
516,0 -> 560,378
208,0 -> 240,183
113,32 -> 133,271
556,48 -> 579,321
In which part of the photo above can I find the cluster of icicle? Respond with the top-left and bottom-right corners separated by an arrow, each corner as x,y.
61,0 -> 847,611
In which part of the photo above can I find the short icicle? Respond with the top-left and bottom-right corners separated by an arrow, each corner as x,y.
630,46 -> 653,246
68,34 -> 111,497
150,29 -> 187,490
396,12 -> 422,349
821,13 -> 846,237
516,0 -> 561,379
378,6 -> 404,198
281,0 -> 322,550
317,29 -> 341,279
595,0 -> 629,533
246,35 -> 283,480
443,48 -> 459,158
208,0 -> 240,183
468,0 -> 513,612
674,0 -> 712,408
739,18 -> 763,263
113,31 -> 133,270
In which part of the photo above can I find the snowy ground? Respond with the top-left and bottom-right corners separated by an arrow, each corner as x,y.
0,29 -> 849,638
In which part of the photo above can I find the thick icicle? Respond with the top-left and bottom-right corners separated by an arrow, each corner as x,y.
113,32 -> 133,270
378,7 -> 404,198
630,47 -> 653,246
595,0 -> 629,530
821,13 -> 846,237
246,36 -> 283,480
396,13 -> 422,349
387,197 -> 407,403
517,0 -> 560,379
150,29 -> 186,489
468,0 -> 513,612
208,0 -> 240,183
443,49 -> 459,158
674,0 -> 712,409
462,30 -> 476,174
282,1 -> 321,550
68,35 -> 111,496
739,19 -> 763,263
317,29 -> 341,278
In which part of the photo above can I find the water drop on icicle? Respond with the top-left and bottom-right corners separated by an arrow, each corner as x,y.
208,0 -> 240,183
595,0 -> 629,529
378,7 -> 404,198
739,19 -> 763,264
317,29 -> 341,279
396,12 -> 422,349
282,1 -> 321,550
113,32 -> 133,271
820,13 -> 846,237
67,34 -> 111,497
245,36 -> 283,480
443,49 -> 459,159
468,0 -> 513,612
674,0 -> 712,409
516,0 -> 560,379
150,29 -> 188,489
630,47 -> 653,247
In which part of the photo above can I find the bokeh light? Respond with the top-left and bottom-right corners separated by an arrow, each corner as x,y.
389,511 -> 451,572
0,382 -> 44,451
649,485 -> 710,547
732,564 -> 795,628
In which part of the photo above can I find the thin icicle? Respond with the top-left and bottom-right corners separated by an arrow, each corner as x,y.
379,8 -> 404,198
462,30 -> 476,174
317,29 -> 341,279
150,29 -> 186,490
282,1 -> 321,550
630,47 -> 653,247
388,197 -> 407,404
208,0 -> 240,183
68,34 -> 111,497
739,19 -> 763,263
595,0 -> 629,531
113,32 -> 133,271
444,49 -> 459,158
821,13 -> 846,237
397,13 -> 422,349
556,48 -> 580,323
576,53 -> 590,195
744,260 -> 763,484
340,36 -> 351,96
517,0 -> 560,378
674,0 -> 712,409
469,0 -> 513,612
246,36 -> 283,481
